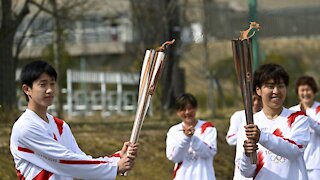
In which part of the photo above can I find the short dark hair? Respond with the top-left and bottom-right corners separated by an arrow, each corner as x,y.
175,93 -> 197,111
20,60 -> 57,101
253,63 -> 289,89
295,75 -> 318,94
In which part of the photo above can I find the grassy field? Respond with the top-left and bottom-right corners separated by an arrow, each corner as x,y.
0,115 -> 235,180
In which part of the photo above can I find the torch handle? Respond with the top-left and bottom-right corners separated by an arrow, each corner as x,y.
249,151 -> 257,164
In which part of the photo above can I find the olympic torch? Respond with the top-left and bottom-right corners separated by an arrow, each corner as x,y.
124,40 -> 175,175
231,22 -> 260,164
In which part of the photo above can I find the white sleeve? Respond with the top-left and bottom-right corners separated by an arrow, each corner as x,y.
258,115 -> 310,160
308,115 -> 320,136
166,127 -> 191,163
191,127 -> 217,158
239,153 -> 257,178
61,123 -> 87,155
226,112 -> 242,146
18,124 -> 118,180
236,123 -> 256,178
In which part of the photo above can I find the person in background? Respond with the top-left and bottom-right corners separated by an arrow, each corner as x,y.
290,75 -> 320,180
226,92 -> 262,146
227,91 -> 262,180
10,60 -> 138,180
166,93 -> 217,180
235,63 -> 310,180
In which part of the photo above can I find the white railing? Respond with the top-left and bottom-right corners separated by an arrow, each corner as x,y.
17,69 -> 141,117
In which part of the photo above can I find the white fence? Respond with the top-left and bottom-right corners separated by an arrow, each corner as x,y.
17,69 -> 140,117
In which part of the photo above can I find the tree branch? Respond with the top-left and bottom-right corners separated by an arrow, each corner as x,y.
15,0 -> 31,27
14,0 -> 45,59
29,0 -> 55,16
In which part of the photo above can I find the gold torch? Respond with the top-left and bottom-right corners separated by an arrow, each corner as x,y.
231,22 -> 260,164
124,40 -> 175,175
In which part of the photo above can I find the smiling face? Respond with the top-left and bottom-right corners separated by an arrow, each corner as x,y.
297,84 -> 315,107
256,79 -> 286,112
23,73 -> 56,110
176,103 -> 197,125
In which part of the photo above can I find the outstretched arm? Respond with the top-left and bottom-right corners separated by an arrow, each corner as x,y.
258,116 -> 309,160
16,124 -> 120,179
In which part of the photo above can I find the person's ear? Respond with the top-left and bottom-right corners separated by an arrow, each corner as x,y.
22,84 -> 31,97
256,86 -> 262,96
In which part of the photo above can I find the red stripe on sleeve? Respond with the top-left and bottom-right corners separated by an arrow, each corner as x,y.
59,160 -> 110,164
227,133 -> 236,139
33,169 -> 53,180
273,128 -> 283,137
16,169 -> 26,180
18,146 -> 34,154
105,153 -> 121,158
111,153 -> 121,157
173,162 -> 182,179
53,133 -> 57,141
283,138 -> 303,149
53,116 -> 64,136
316,106 -> 320,115
273,129 -> 303,148
201,122 -> 214,134
287,111 -> 306,128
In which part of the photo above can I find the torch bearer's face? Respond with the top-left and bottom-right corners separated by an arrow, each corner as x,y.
256,79 -> 286,110
176,103 -> 197,124
23,73 -> 56,108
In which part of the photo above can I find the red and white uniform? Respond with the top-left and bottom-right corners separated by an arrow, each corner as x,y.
227,110 -> 252,180
290,101 -> 320,179
166,120 -> 217,180
10,109 -> 120,180
226,110 -> 246,146
236,108 -> 310,180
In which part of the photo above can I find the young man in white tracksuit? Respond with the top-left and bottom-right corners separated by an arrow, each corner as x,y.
10,60 -> 138,179
290,75 -> 320,180
236,63 -> 310,180
166,93 -> 217,180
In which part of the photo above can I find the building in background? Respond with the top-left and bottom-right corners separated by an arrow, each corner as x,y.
14,0 -> 320,117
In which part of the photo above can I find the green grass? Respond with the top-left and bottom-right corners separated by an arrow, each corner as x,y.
0,115 -> 235,180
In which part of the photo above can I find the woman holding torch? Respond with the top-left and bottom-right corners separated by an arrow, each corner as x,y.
235,63 -> 309,180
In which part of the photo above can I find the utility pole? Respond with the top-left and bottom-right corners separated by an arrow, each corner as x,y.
248,0 -> 259,71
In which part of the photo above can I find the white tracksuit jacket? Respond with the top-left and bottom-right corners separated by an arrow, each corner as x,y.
166,120 -> 217,180
226,110 -> 245,146
10,109 -> 120,180
236,108 -> 310,180
290,102 -> 320,171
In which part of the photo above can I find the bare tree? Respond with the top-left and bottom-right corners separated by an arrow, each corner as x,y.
11,0 -> 92,117
130,0 -> 187,113
0,0 -> 30,110
13,0 -> 45,61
